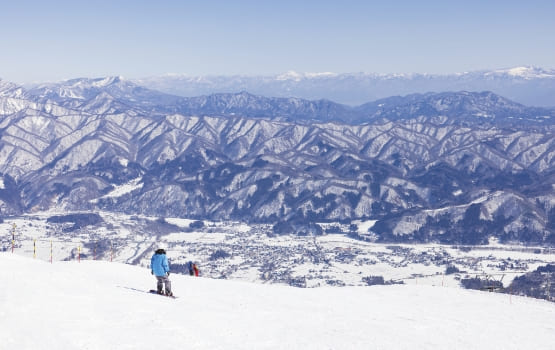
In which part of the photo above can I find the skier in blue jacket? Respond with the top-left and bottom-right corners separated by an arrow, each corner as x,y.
150,248 -> 172,296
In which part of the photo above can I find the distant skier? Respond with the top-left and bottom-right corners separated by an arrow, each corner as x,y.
187,261 -> 194,276
150,248 -> 172,296
193,263 -> 199,277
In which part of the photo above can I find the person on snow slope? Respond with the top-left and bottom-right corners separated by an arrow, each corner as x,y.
151,248 -> 172,296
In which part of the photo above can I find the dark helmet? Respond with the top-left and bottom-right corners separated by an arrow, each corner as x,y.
155,248 -> 166,254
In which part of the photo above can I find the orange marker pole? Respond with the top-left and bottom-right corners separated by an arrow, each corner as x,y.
78,245 -> 81,263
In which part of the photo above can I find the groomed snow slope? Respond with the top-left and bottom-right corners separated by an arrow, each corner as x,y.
1,254 -> 554,350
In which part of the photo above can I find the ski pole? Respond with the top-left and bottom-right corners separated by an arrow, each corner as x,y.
33,239 -> 36,259
50,240 -> 53,264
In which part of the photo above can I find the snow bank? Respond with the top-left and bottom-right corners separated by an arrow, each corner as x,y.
1,253 -> 554,350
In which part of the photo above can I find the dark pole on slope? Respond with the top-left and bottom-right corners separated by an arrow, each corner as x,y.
11,223 -> 16,253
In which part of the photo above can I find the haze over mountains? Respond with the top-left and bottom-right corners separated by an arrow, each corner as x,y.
0,71 -> 554,246
134,66 -> 555,107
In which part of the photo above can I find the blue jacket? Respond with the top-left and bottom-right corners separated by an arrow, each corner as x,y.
151,253 -> 170,277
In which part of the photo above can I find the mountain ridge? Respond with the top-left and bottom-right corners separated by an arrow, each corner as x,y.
0,77 -> 553,245
21,76 -> 555,126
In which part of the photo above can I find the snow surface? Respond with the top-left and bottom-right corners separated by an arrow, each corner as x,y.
1,253 -> 554,350
96,177 -> 144,200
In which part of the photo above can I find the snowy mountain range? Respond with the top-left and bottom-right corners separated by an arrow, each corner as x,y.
24,76 -> 555,125
0,76 -> 554,245
133,66 -> 555,107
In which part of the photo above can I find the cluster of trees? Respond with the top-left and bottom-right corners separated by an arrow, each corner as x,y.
47,213 -> 103,232
506,264 -> 555,301
272,220 -> 323,236
460,277 -> 503,291
460,265 -> 555,302
209,249 -> 230,261
362,275 -> 404,286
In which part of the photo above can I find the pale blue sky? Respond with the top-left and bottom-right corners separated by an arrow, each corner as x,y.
1,0 -> 554,83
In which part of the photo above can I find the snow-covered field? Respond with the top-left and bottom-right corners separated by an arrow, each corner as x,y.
2,211 -> 555,290
1,253 -> 554,350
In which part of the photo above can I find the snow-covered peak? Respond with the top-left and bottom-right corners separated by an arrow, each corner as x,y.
507,66 -> 537,77
276,70 -> 304,81
0,79 -> 16,93
28,76 -> 149,106
39,76 -> 127,93
276,71 -> 338,81
0,79 -> 27,98
486,66 -> 555,79
91,76 -> 125,87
